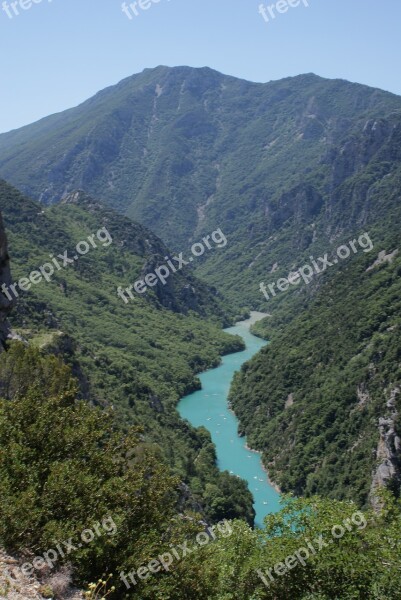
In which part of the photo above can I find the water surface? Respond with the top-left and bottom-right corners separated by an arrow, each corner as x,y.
178,313 -> 281,527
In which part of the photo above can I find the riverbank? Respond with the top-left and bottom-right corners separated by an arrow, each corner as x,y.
243,443 -> 282,495
178,313 -> 281,527
233,311 -> 282,495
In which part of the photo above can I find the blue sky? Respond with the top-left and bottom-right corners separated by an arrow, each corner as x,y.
1,0 -> 400,133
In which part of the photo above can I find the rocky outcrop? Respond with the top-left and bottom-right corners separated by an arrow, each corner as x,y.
356,383 -> 370,408
285,393 -> 294,409
366,248 -> 399,272
267,184 -> 324,232
0,550 -> 83,599
0,211 -> 14,349
370,387 -> 401,509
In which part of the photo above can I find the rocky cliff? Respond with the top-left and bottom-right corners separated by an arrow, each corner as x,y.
370,387 -> 401,509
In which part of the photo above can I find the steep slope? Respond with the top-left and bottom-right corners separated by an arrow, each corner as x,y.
0,179 -> 254,524
229,217 -> 401,506
199,110 -> 401,307
221,107 -> 401,505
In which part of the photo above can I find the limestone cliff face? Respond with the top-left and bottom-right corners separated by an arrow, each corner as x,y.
0,212 -> 13,349
370,387 -> 401,510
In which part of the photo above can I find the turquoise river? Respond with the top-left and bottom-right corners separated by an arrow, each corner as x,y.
178,312 -> 281,528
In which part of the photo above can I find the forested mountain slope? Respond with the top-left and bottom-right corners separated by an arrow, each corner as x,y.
229,216 -> 401,506
1,67 -> 401,309
0,179 -> 254,524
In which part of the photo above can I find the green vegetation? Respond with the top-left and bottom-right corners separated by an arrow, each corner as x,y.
229,220 -> 401,505
1,68 -> 401,597
180,493 -> 401,600
216,98 -> 401,503
0,179 -> 254,525
2,342 -> 401,599
0,343 -> 198,591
